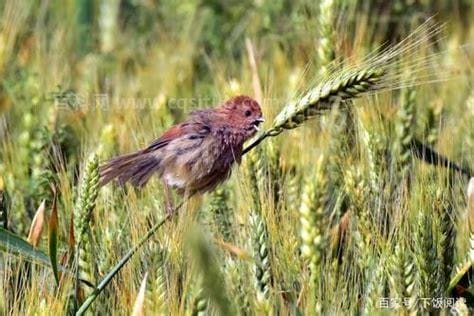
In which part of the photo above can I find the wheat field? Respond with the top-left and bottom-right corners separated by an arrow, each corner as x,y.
0,0 -> 473,315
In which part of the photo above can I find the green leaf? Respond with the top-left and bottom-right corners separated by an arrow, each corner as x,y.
0,227 -> 94,289
0,227 -> 50,266
448,260 -> 473,294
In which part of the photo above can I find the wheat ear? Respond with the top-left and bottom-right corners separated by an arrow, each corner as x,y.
72,154 -> 100,308
317,0 -> 336,77
243,20 -> 444,154
250,212 -> 272,312
243,68 -> 384,154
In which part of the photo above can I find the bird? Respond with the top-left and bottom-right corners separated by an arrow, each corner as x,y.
99,95 -> 264,212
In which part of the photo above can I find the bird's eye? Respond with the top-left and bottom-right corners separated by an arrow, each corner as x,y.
244,110 -> 252,117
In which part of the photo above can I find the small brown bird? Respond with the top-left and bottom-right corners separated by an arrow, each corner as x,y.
99,95 -> 263,210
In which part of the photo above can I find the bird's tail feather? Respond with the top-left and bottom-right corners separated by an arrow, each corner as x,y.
99,151 -> 161,188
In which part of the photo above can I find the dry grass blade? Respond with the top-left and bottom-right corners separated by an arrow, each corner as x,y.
245,38 -> 263,104
215,239 -> 251,260
131,273 -> 148,316
27,200 -> 46,248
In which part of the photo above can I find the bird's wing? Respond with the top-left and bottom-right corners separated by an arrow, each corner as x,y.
143,112 -> 212,153
144,125 -> 186,152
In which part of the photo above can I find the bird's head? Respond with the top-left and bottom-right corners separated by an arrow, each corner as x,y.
219,95 -> 264,138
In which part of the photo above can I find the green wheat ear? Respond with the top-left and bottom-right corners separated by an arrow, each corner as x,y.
268,68 -> 385,137
317,0 -> 336,77
425,104 -> 441,146
146,242 -> 168,314
244,21 -> 443,156
245,145 -> 265,211
266,139 -> 283,207
226,259 -> 252,315
299,155 -> 329,312
73,154 -> 100,302
249,212 -> 272,312
190,284 -> 208,316
434,187 -> 456,289
299,156 -> 328,290
363,257 -> 387,314
208,187 -> 234,242
389,241 -> 416,313
75,154 -> 100,237
359,119 -> 388,197
285,170 -> 301,213
413,211 -> 439,314
393,87 -> 417,179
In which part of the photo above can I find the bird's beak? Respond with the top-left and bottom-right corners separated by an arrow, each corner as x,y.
253,117 -> 265,131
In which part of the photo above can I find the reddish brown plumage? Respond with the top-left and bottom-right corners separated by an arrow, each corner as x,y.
99,95 -> 263,196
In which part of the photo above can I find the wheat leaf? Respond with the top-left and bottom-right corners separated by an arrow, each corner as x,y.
0,226 -> 51,265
